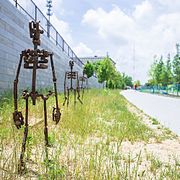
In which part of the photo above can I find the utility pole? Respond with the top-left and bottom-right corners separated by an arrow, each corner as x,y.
106,52 -> 109,58
176,43 -> 180,56
46,0 -> 53,38
167,53 -> 170,61
133,43 -> 136,81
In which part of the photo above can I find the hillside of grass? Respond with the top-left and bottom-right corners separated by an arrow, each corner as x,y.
0,89 -> 179,179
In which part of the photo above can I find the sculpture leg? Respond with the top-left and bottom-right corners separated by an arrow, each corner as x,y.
86,79 -> 88,90
18,97 -> 29,173
77,76 -> 83,104
43,99 -> 49,146
74,89 -> 77,106
82,88 -> 84,100
77,87 -> 83,104
67,89 -> 70,107
50,54 -> 61,123
63,96 -> 67,106
63,73 -> 67,106
63,86 -> 67,106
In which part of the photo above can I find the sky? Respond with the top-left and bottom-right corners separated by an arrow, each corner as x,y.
24,0 -> 180,83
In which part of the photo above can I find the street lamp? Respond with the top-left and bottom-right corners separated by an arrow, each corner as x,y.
46,0 -> 53,38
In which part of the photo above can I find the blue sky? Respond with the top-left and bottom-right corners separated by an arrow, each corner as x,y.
33,0 -> 180,83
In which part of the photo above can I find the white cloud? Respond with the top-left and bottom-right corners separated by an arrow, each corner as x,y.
132,0 -> 156,28
51,14 -> 73,44
133,0 -> 153,20
82,6 -> 135,42
82,1 -> 180,83
157,0 -> 180,11
82,8 -> 106,28
73,42 -> 93,57
53,0 -> 64,16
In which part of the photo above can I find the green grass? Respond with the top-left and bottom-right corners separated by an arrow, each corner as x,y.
152,118 -> 159,125
0,89 -> 179,179
59,89 -> 155,142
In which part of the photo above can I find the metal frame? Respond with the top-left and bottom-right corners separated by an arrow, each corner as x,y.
13,21 -> 61,173
79,71 -> 88,99
63,61 -> 83,106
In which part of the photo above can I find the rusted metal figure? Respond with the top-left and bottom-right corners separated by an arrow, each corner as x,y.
13,21 -> 61,173
63,60 -> 83,106
79,70 -> 88,99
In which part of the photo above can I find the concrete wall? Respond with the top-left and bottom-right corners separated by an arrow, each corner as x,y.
0,0 -> 102,93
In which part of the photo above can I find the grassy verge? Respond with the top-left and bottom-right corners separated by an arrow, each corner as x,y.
0,89 -> 179,179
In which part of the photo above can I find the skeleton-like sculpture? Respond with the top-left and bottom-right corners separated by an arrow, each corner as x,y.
79,70 -> 88,99
13,21 -> 61,173
63,60 -> 83,106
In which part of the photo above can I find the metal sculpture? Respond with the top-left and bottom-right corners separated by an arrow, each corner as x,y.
79,70 -> 88,99
63,60 -> 83,106
13,21 -> 61,173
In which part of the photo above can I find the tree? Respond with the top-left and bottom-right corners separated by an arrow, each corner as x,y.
83,61 -> 94,78
155,56 -> 164,85
161,55 -> 173,86
96,57 -> 115,85
148,54 -> 174,87
122,73 -> 133,87
134,80 -> 141,87
107,71 -> 125,89
93,61 -> 101,73
172,54 -> 180,84
172,54 -> 180,95
145,79 -> 155,86
148,56 -> 165,86
85,57 -> 133,89
148,60 -> 157,86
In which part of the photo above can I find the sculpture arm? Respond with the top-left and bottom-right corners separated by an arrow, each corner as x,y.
50,53 -> 61,124
13,54 -> 24,129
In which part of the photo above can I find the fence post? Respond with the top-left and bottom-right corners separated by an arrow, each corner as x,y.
177,83 -> 179,96
15,0 -> 17,7
47,20 -> 50,38
56,31 -> 58,45
62,39 -> 64,51
72,52 -> 74,60
68,46 -> 70,56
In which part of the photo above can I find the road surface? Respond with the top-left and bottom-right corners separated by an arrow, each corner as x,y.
121,90 -> 180,136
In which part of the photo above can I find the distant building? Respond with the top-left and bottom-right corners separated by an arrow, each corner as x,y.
79,55 -> 116,66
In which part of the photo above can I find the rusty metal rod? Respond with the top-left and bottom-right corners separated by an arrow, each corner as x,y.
43,98 -> 49,146
19,96 -> 29,173
14,54 -> 23,111
50,54 -> 59,110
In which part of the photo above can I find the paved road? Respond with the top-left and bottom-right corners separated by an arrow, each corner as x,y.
121,90 -> 180,136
